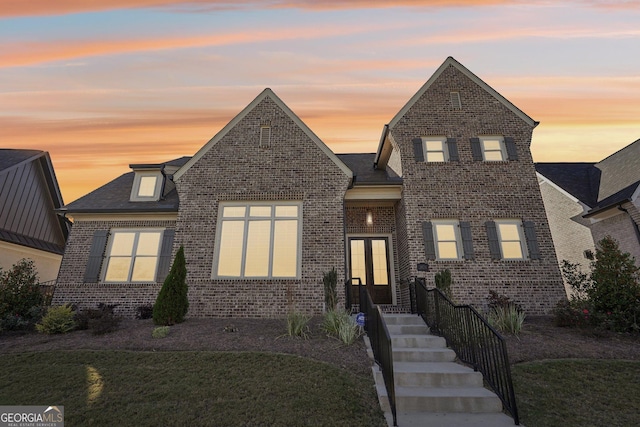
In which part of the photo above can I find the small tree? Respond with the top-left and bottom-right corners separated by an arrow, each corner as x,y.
153,246 -> 189,326
0,259 -> 43,323
434,269 -> 453,300
323,267 -> 338,311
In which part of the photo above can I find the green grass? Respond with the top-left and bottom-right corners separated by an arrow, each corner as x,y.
0,351 -> 385,427
512,359 -> 640,427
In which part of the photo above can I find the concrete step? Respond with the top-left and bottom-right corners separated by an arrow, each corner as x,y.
376,362 -> 483,388
387,324 -> 430,335
391,386 -> 503,413
392,334 -> 447,349
393,347 -> 457,362
382,314 -> 425,325
395,412 -> 517,427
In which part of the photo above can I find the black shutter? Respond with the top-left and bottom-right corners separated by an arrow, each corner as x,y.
470,138 -> 483,161
413,138 -> 424,162
505,137 -> 518,161
84,230 -> 109,283
523,221 -> 540,260
485,221 -> 501,260
422,221 -> 436,260
156,229 -> 176,283
460,221 -> 474,260
446,138 -> 459,162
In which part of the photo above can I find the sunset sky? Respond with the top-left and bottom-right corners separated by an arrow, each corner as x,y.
2,0 -> 639,203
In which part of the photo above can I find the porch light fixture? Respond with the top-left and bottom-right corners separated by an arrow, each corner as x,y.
366,210 -> 373,226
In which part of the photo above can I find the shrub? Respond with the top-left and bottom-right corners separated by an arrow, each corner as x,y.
488,304 -> 526,335
0,259 -> 44,329
322,309 -> 361,345
152,326 -> 170,339
552,300 -> 592,328
336,316 -> 361,345
435,269 -> 453,300
136,304 -> 154,320
286,312 -> 310,339
74,304 -> 121,335
153,246 -> 189,326
322,309 -> 345,336
323,267 -> 338,312
36,305 -> 76,334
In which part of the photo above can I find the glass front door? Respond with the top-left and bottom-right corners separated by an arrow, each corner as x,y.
349,237 -> 392,304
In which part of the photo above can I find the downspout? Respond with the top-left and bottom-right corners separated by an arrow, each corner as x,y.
617,204 -> 640,247
343,174 -> 356,308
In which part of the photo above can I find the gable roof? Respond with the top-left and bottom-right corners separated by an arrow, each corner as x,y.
584,179 -> 640,218
174,88 -> 352,181
387,57 -> 538,130
535,163 -> 600,207
594,138 -> 640,202
337,153 -> 402,185
61,157 -> 190,214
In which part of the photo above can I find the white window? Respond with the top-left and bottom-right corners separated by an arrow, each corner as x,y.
480,136 -> 506,161
260,126 -> 271,148
422,137 -> 447,162
130,172 -> 162,201
103,230 -> 163,282
496,220 -> 527,260
432,220 -> 462,260
213,202 -> 301,278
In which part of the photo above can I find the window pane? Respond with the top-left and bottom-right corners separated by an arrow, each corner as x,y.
110,233 -> 135,256
426,152 -> 445,162
371,239 -> 388,285
484,150 -> 504,161
350,240 -> 367,285
104,257 -> 131,282
138,176 -> 157,197
131,257 -> 157,281
483,139 -> 501,150
435,224 -> 456,241
275,205 -> 298,217
217,221 -> 244,276
136,232 -> 161,256
425,140 -> 443,151
222,206 -> 246,218
498,223 -> 521,241
249,206 -> 271,217
272,220 -> 298,277
437,242 -> 459,259
501,242 -> 523,259
244,220 -> 271,277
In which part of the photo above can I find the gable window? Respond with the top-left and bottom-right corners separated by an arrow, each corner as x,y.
414,137 -> 459,162
486,220 -> 540,260
103,230 -> 163,282
130,172 -> 163,201
260,125 -> 271,148
422,220 -> 474,260
214,202 -> 301,278
471,136 -> 518,162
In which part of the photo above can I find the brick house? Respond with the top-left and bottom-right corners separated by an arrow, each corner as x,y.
537,138 -> 640,296
54,57 -> 566,317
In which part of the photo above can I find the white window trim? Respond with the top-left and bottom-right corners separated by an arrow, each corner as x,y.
102,228 -> 164,283
480,135 -> 506,162
212,201 -> 303,279
495,219 -> 528,260
422,136 -> 448,162
130,171 -> 163,201
432,220 -> 463,260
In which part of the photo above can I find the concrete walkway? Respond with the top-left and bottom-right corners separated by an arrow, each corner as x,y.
367,313 -> 518,427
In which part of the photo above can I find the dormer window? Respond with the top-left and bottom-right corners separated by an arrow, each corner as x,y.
129,164 -> 164,202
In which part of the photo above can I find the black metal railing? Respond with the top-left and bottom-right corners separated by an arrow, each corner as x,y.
359,281 -> 397,427
412,277 -> 520,425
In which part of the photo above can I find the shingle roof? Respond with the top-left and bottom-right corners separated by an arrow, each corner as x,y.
337,153 -> 402,185
62,157 -> 190,214
584,179 -> 640,217
535,163 -> 600,207
0,149 -> 43,172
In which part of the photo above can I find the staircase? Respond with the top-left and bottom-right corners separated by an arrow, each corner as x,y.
370,313 -> 517,427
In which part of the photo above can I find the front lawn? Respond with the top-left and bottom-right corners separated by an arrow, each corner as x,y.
0,350 -> 385,426
512,359 -> 640,427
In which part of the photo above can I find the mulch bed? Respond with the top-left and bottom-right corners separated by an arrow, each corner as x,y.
1,315 -> 638,371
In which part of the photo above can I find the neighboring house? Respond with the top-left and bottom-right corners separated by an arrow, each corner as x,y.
54,57 -> 566,317
537,139 -> 640,294
0,149 -> 69,282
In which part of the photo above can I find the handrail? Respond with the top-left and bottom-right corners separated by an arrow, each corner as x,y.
346,278 -> 397,426
412,277 -> 520,425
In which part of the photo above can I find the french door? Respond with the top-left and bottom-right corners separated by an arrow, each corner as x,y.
349,237 -> 392,304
